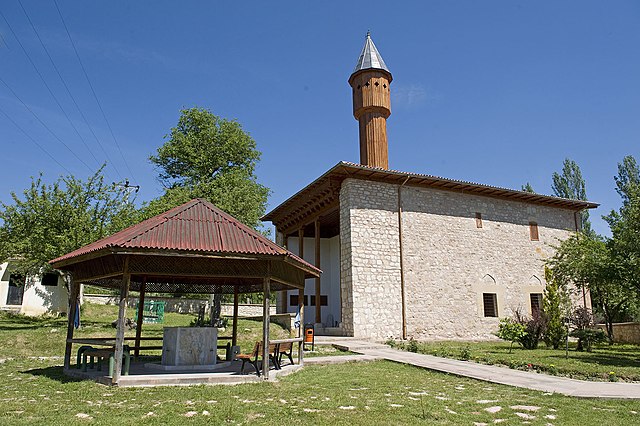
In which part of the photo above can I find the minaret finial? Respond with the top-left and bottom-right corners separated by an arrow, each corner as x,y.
366,29 -> 370,38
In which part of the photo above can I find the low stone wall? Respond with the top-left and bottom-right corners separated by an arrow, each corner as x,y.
84,294 -> 276,317
597,322 -> 640,345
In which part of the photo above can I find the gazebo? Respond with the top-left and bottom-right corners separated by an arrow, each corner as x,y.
49,198 -> 320,384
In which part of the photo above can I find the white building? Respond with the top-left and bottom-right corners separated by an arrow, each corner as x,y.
0,262 -> 68,316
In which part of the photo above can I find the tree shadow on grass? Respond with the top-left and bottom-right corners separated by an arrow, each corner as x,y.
547,352 -> 640,368
22,365 -> 85,384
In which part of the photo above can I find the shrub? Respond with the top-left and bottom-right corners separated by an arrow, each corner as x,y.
570,327 -> 607,352
459,346 -> 471,361
407,337 -> 418,353
543,267 -> 570,349
569,307 -> 605,352
514,308 -> 547,350
496,318 -> 526,353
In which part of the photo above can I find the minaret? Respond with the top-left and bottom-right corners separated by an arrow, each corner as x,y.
349,31 -> 392,169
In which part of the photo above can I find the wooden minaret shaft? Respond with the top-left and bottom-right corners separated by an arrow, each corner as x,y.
350,69 -> 392,169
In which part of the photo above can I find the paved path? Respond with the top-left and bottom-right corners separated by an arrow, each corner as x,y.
318,338 -> 640,399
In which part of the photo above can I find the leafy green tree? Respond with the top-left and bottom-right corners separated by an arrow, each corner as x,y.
521,183 -> 535,193
496,318 -> 526,353
607,184 -> 640,296
145,107 -> 269,229
551,158 -> 592,234
547,232 -> 635,343
614,155 -> 640,205
542,267 -> 570,349
0,166 -> 137,276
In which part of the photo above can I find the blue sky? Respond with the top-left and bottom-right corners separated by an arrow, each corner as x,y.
0,1 -> 638,236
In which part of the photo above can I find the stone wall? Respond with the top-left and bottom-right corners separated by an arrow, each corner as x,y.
401,185 -> 579,340
597,322 -> 640,345
340,178 -> 403,339
340,178 -> 584,341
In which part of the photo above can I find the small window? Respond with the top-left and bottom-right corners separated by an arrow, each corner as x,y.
289,295 -> 309,306
9,273 -> 25,287
529,222 -> 539,241
309,295 -> 328,306
483,293 -> 498,317
530,293 -> 543,314
475,212 -> 483,228
41,273 -> 58,286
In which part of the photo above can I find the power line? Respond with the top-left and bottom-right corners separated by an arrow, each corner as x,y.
16,0 -> 124,181
0,7 -> 100,169
53,0 -> 137,183
0,75 -> 94,172
0,104 -> 72,175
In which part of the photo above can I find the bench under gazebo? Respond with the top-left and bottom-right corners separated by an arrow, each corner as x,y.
49,198 -> 320,385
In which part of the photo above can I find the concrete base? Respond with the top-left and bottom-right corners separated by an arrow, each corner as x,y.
145,361 -> 232,372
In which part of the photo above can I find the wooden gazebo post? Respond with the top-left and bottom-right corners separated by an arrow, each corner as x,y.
134,277 -> 147,359
232,286 -> 239,347
262,275 -> 271,379
63,277 -> 80,370
112,257 -> 130,385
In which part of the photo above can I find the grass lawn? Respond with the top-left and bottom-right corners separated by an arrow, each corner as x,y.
1,357 -> 639,425
388,340 -> 640,382
2,308 -> 639,425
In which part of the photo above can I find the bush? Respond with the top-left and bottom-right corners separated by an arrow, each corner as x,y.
459,346 -> 471,361
407,338 -> 418,353
514,308 -> 547,350
543,267 -> 570,349
570,328 -> 607,352
496,318 -> 526,353
569,307 -> 605,352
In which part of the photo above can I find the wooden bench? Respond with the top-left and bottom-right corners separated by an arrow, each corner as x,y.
278,341 -> 294,366
236,342 -> 280,376
82,346 -> 131,377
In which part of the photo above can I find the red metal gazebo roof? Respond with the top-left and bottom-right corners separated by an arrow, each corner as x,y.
50,198 -> 318,275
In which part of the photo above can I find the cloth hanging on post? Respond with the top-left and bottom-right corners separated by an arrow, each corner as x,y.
74,301 -> 80,329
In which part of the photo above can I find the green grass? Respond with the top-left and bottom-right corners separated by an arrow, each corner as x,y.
388,340 -> 640,382
1,357 -> 639,425
2,311 -> 640,424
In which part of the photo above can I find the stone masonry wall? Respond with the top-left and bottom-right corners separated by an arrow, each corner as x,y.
340,178 -> 403,339
340,178 -> 583,341
401,185 -> 578,340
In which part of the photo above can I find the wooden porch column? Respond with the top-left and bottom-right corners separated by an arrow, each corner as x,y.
134,277 -> 147,359
112,257 -> 131,385
262,277 -> 271,379
63,276 -> 80,370
297,228 -> 305,366
279,230 -> 288,314
314,219 -> 321,324
232,286 -> 239,347
298,283 -> 305,366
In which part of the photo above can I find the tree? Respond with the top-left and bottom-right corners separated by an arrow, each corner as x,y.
521,183 -> 535,193
542,267 -> 570,349
547,232 -> 635,343
551,158 -> 592,234
145,107 -> 269,229
0,166 -> 137,276
606,184 -> 640,296
604,155 -> 640,300
614,155 -> 640,205
496,317 -> 526,353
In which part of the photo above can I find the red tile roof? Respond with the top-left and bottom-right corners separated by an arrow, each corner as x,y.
50,198 -> 319,273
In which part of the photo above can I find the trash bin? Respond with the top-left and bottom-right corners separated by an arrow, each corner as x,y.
303,323 -> 314,351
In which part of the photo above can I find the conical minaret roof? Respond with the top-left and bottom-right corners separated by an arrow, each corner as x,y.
352,31 -> 390,74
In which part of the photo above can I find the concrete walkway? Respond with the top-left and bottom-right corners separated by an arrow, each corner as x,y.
318,338 -> 640,399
